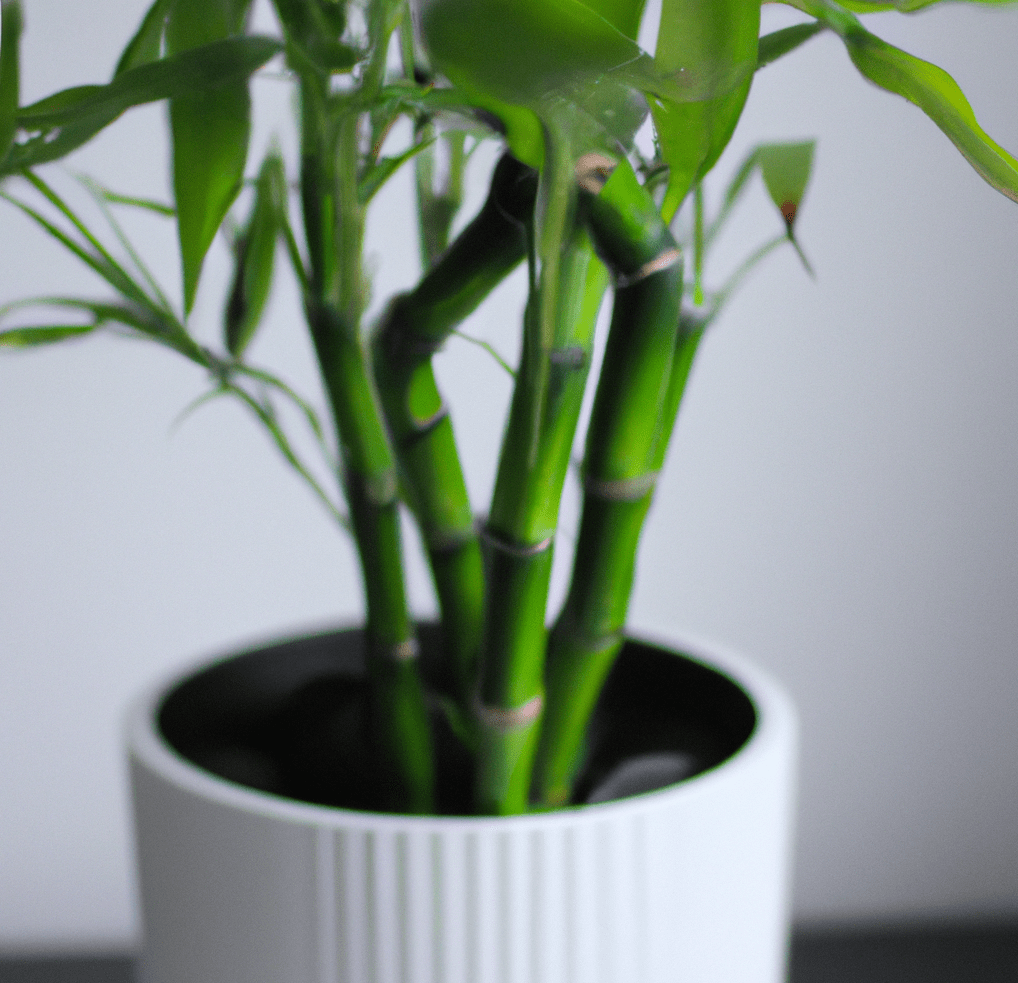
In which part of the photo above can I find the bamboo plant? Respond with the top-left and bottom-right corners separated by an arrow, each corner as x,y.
1,0 -> 1016,816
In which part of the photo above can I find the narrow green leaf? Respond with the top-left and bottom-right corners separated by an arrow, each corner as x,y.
650,0 -> 760,219
451,330 -> 517,377
0,0 -> 22,164
0,296 -> 177,345
167,0 -> 256,314
219,380 -> 350,529
704,146 -> 759,248
20,171 -> 154,309
86,180 -> 175,217
756,140 -> 816,228
224,149 -> 284,356
0,324 -> 96,346
840,0 -> 1017,12
114,0 -> 170,77
229,361 -> 329,445
0,184 -> 149,312
783,0 -> 1018,204
76,174 -> 176,316
757,21 -> 826,69
848,31 -> 1018,202
358,134 -> 436,205
18,36 -> 278,130
3,37 -> 280,174
703,233 -> 788,325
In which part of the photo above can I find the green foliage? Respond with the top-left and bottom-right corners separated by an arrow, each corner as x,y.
0,0 -> 22,166
781,0 -> 1018,204
225,148 -> 287,357
3,35 -> 279,176
1,0 -> 1016,817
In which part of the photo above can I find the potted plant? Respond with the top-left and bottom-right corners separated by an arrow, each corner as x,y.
1,0 -> 1015,979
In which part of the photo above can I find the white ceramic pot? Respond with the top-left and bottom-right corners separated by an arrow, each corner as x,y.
127,628 -> 796,983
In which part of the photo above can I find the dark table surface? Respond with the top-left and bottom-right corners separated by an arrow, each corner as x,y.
2,924 -> 1016,982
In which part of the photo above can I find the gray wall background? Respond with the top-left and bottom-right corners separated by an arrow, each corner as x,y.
1,0 -> 1016,952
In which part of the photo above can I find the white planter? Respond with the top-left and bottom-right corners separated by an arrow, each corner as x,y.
127,628 -> 797,983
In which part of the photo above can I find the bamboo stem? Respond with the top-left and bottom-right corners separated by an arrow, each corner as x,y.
374,152 -> 537,700
301,82 -> 435,813
531,158 -> 686,808
474,137 -> 610,815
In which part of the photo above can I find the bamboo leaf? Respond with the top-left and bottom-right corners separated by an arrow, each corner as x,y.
86,180 -> 175,217
3,37 -> 280,175
76,174 -> 176,316
114,0 -> 170,77
703,145 -> 759,248
0,323 -> 96,346
224,148 -> 284,356
0,296 -> 176,347
0,0 -> 21,165
358,134 -> 435,205
757,21 -> 826,69
650,0 -> 760,220
840,0 -> 1017,12
756,140 -> 816,229
782,0 -> 1018,204
167,0 -> 257,315
219,380 -> 350,529
229,361 -> 329,444
0,184 -> 150,311
451,330 -> 517,377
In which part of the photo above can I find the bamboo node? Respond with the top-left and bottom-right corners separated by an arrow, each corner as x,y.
548,345 -> 587,369
425,525 -> 475,554
352,468 -> 398,506
614,248 -> 682,289
472,691 -> 544,732
575,153 -> 618,194
404,402 -> 449,438
383,637 -> 420,662
584,471 -> 659,502
479,522 -> 553,558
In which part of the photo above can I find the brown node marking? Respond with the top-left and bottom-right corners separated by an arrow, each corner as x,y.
379,638 -> 420,663
614,248 -> 681,289
575,152 -> 618,195
780,201 -> 797,226
584,470 -> 659,502
472,692 -> 544,732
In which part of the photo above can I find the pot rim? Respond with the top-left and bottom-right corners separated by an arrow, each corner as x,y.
126,625 -> 796,831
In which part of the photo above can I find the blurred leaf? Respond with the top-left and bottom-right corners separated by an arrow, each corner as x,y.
0,297 -> 175,345
0,324 -> 96,346
224,148 -> 285,356
415,0 -> 661,164
782,0 -> 1018,204
85,180 -> 175,217
3,36 -> 280,175
757,21 -> 825,69
217,379 -> 349,529
840,0 -> 1017,11
76,174 -> 176,316
0,0 -> 22,164
703,144 -> 760,248
3,175 -> 150,310
650,0 -> 760,220
359,134 -> 436,205
114,0 -> 170,77
757,140 -> 815,228
167,0 -> 257,314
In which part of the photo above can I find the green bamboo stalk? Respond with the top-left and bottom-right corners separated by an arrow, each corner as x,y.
415,127 -> 467,270
301,83 -> 434,813
474,142 -> 610,815
531,157 -> 688,808
374,152 -> 537,701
